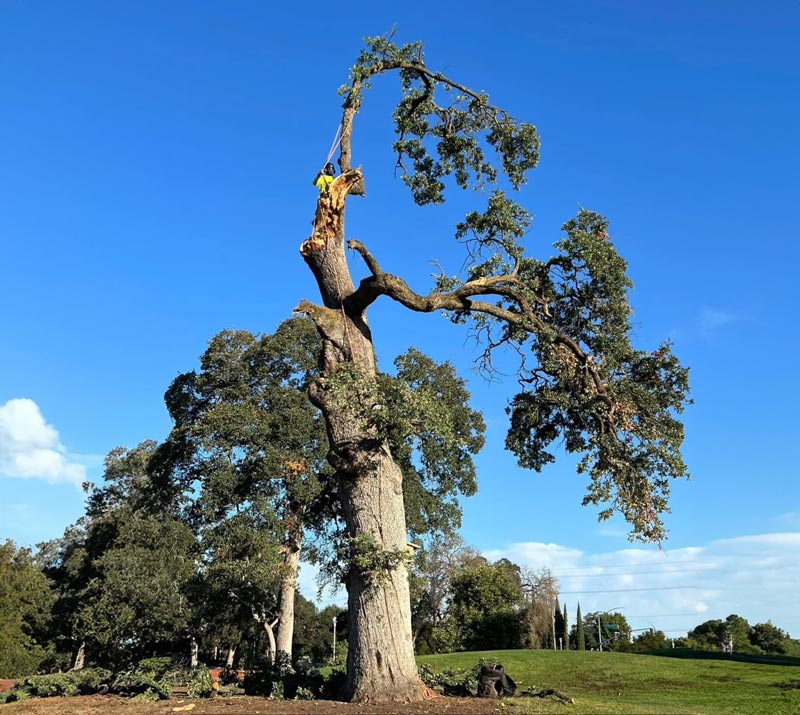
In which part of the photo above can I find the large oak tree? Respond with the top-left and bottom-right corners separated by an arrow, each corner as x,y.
297,36 -> 690,702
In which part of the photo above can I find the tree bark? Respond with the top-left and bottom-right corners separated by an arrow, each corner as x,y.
72,641 -> 85,671
275,539 -> 302,660
226,646 -> 236,668
252,608 -> 278,664
190,636 -> 199,668
298,172 -> 423,703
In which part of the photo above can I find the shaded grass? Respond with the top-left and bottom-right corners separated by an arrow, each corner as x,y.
417,649 -> 800,714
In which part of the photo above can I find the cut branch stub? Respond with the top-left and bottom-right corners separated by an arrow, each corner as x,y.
300,169 -> 365,257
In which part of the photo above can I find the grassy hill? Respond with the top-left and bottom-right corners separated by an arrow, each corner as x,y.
417,649 -> 800,714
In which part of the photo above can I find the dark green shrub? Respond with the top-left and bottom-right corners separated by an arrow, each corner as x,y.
136,657 -> 173,678
71,668 -> 113,694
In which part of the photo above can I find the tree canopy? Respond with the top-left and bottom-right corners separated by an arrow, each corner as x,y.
320,36 -> 691,543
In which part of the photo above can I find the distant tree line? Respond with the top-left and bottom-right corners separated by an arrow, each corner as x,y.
0,319 -> 484,678
0,320 -> 794,679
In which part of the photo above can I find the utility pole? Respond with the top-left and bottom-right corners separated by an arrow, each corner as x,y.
598,617 -> 603,652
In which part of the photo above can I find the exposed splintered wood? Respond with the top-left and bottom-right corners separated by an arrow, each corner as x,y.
300,169 -> 365,257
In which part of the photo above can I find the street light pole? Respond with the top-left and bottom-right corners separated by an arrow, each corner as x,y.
332,615 -> 337,662
598,606 -> 624,653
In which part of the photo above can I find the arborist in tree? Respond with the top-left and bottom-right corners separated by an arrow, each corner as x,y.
313,162 -> 336,193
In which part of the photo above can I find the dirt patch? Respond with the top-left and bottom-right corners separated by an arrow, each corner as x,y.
0,680 -> 16,694
0,694 -> 505,715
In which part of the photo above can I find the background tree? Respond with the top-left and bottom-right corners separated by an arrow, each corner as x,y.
0,541 -> 53,678
553,597 -> 564,651
158,318 -> 483,665
448,557 -> 526,651
295,35 -> 690,701
576,602 -> 585,651
157,320 -> 328,662
687,614 -> 755,653
521,567 -> 559,649
619,629 -> 671,652
579,611 -> 631,651
749,621 -> 791,654
76,442 -> 198,669
408,533 -> 476,654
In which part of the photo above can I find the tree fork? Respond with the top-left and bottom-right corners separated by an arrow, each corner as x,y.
296,165 -> 424,704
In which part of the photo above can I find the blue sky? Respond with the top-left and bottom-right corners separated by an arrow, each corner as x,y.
2,1 -> 798,639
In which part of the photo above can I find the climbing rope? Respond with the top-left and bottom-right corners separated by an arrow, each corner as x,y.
322,123 -> 343,172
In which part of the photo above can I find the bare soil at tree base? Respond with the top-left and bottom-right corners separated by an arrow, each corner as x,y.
1,694 -> 504,715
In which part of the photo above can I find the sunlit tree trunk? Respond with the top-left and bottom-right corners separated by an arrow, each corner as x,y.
275,537 -> 302,659
72,641 -> 85,671
299,173 -> 422,702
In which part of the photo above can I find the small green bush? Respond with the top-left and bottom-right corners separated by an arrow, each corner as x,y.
72,668 -> 113,694
418,663 -> 476,696
13,668 -> 113,699
187,667 -> 213,698
111,669 -> 171,700
136,657 -> 174,678
0,689 -> 29,704
20,672 -> 78,697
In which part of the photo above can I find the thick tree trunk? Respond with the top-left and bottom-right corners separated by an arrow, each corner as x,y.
275,540 -> 302,660
339,449 -> 420,702
298,171 -> 423,703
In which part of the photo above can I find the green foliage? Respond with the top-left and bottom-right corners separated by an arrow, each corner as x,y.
75,507 -> 197,668
241,653 -> 345,700
448,559 -> 526,651
19,673 -> 78,697
345,36 -> 539,205
379,349 -> 485,539
576,603 -> 586,651
341,533 -> 411,586
0,688 -> 29,704
0,540 -> 54,677
575,611 -> 631,651
187,666 -> 213,698
688,614 -> 755,653
342,37 -> 691,543
111,665 -> 172,699
504,211 -> 691,542
418,662 -> 476,696
618,629 -> 672,653
751,622 -> 792,654
15,668 -> 112,698
135,656 -> 173,678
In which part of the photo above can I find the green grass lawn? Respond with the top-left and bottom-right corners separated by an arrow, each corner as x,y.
417,649 -> 800,715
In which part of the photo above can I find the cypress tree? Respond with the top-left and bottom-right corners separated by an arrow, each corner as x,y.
563,602 -> 569,650
553,597 -> 563,651
577,602 -> 585,651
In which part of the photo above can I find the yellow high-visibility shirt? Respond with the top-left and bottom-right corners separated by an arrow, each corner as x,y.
313,174 -> 335,192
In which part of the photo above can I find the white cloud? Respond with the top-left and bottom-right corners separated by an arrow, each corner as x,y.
0,398 -> 87,487
485,532 -> 800,638
698,306 -> 739,336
